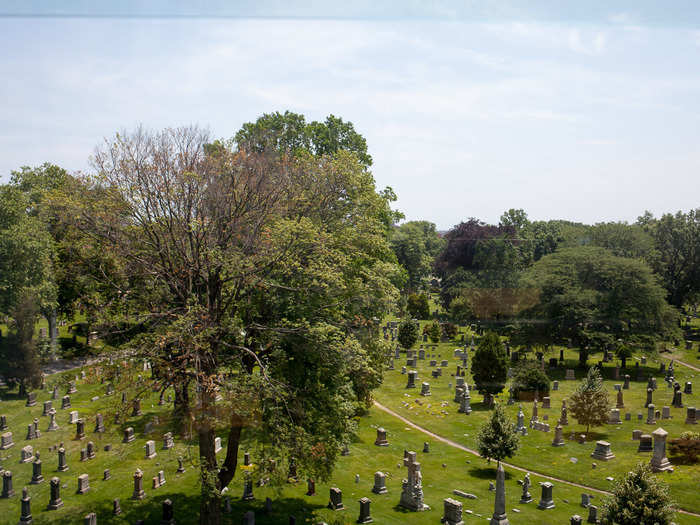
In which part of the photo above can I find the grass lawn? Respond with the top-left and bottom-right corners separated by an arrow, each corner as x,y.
375,323 -> 700,519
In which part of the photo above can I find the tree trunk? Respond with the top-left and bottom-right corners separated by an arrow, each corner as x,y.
218,413 -> 243,488
173,381 -> 191,436
199,391 -> 221,525
47,309 -> 58,360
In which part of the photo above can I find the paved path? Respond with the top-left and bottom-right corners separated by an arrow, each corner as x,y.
374,400 -> 700,517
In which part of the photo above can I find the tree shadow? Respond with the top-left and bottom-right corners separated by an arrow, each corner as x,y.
467,466 -> 514,480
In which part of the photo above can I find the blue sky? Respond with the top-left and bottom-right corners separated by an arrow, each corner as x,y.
1,2 -> 699,229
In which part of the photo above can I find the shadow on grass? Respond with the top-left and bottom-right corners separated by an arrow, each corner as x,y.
467,466 -> 514,480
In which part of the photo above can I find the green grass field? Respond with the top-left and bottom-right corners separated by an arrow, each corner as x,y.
0,320 -> 699,523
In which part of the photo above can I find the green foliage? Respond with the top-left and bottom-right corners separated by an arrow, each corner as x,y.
441,321 -> 458,340
589,221 -> 654,260
600,462 -> 675,525
390,221 -> 444,291
669,432 -> 700,463
568,367 -> 610,433
511,361 -> 550,396
397,320 -> 419,349
471,331 -> 507,396
519,246 -> 680,364
406,292 -> 430,320
1,293 -> 42,390
640,209 -> 700,307
476,403 -> 520,462
426,320 -> 441,343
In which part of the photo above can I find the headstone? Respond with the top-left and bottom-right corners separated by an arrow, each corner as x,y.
20,445 -> 34,463
489,461 -> 509,525
69,411 -> 79,424
113,498 -> 122,515
587,505 -> 598,524
399,451 -> 429,511
571,515 -> 583,525
591,441 -> 615,461
616,390 -> 624,408
94,414 -> 105,433
552,425 -> 565,446
242,511 -> 255,525
103,468 -> 111,481
75,419 -> 86,440
519,472 -> 532,503
123,427 -> 135,443
646,404 -> 656,424
145,440 -> 157,459
162,499 -> 175,525
374,427 -> 389,446
420,382 -> 431,396
685,407 -> 697,425
26,423 -> 38,441
632,429 -> 642,440
77,473 -> 90,494
637,434 -> 653,452
537,482 -> 555,509
406,371 -> 417,389
163,431 -> 174,449
650,428 -> 672,472
328,487 -> 344,510
552,381 -> 559,391
1,471 -> 14,498
214,437 -> 222,453
86,441 -> 96,460
19,486 -> 32,523
608,409 -> 622,425
565,369 -> 575,380
61,396 -> 71,410
132,469 -> 145,500
132,399 -> 142,417
57,447 -> 68,471
580,493 -> 591,507
372,471 -> 387,494
42,400 -> 52,417
357,497 -> 373,523
26,392 -> 37,407
459,388 -> 472,415
31,452 -> 44,483
47,409 -> 59,431
623,375 -> 630,389
47,476 -> 63,509
306,478 -> 315,496
662,406 -> 671,420
242,476 -> 254,501
84,512 -> 97,525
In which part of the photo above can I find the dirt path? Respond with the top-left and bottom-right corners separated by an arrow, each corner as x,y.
374,400 -> 700,518
661,354 -> 700,373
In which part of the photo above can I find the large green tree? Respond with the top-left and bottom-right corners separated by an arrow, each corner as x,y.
519,246 -> 679,365
568,367 -> 610,434
639,209 -> 700,308
56,124 -> 402,525
476,403 -> 519,463
390,221 -> 444,291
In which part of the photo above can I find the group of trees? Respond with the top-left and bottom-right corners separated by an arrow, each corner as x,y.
1,112 -> 405,525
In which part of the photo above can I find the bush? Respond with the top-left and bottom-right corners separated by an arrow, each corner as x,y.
669,431 -> 700,463
441,322 -> 458,340
425,321 -> 441,343
406,293 -> 430,320
511,362 -> 550,397
397,320 -> 419,350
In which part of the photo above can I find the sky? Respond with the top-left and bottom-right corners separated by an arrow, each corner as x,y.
1,1 -> 699,229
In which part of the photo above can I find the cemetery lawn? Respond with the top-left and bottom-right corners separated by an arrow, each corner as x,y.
5,366 -> 699,524
375,333 -> 700,519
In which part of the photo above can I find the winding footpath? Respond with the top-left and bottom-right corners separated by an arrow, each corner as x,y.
374,400 -> 700,518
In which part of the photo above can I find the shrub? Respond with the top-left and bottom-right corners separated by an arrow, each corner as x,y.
669,431 -> 700,463
397,320 -> 419,350
425,321 -> 441,343
441,322 -> 458,340
471,331 -> 507,396
511,362 -> 550,397
406,293 -> 430,320
476,403 -> 519,462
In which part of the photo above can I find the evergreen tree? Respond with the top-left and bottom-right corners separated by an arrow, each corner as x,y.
397,320 -> 419,350
600,462 -> 675,525
471,331 -> 508,396
568,366 -> 610,433
476,403 -> 519,463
